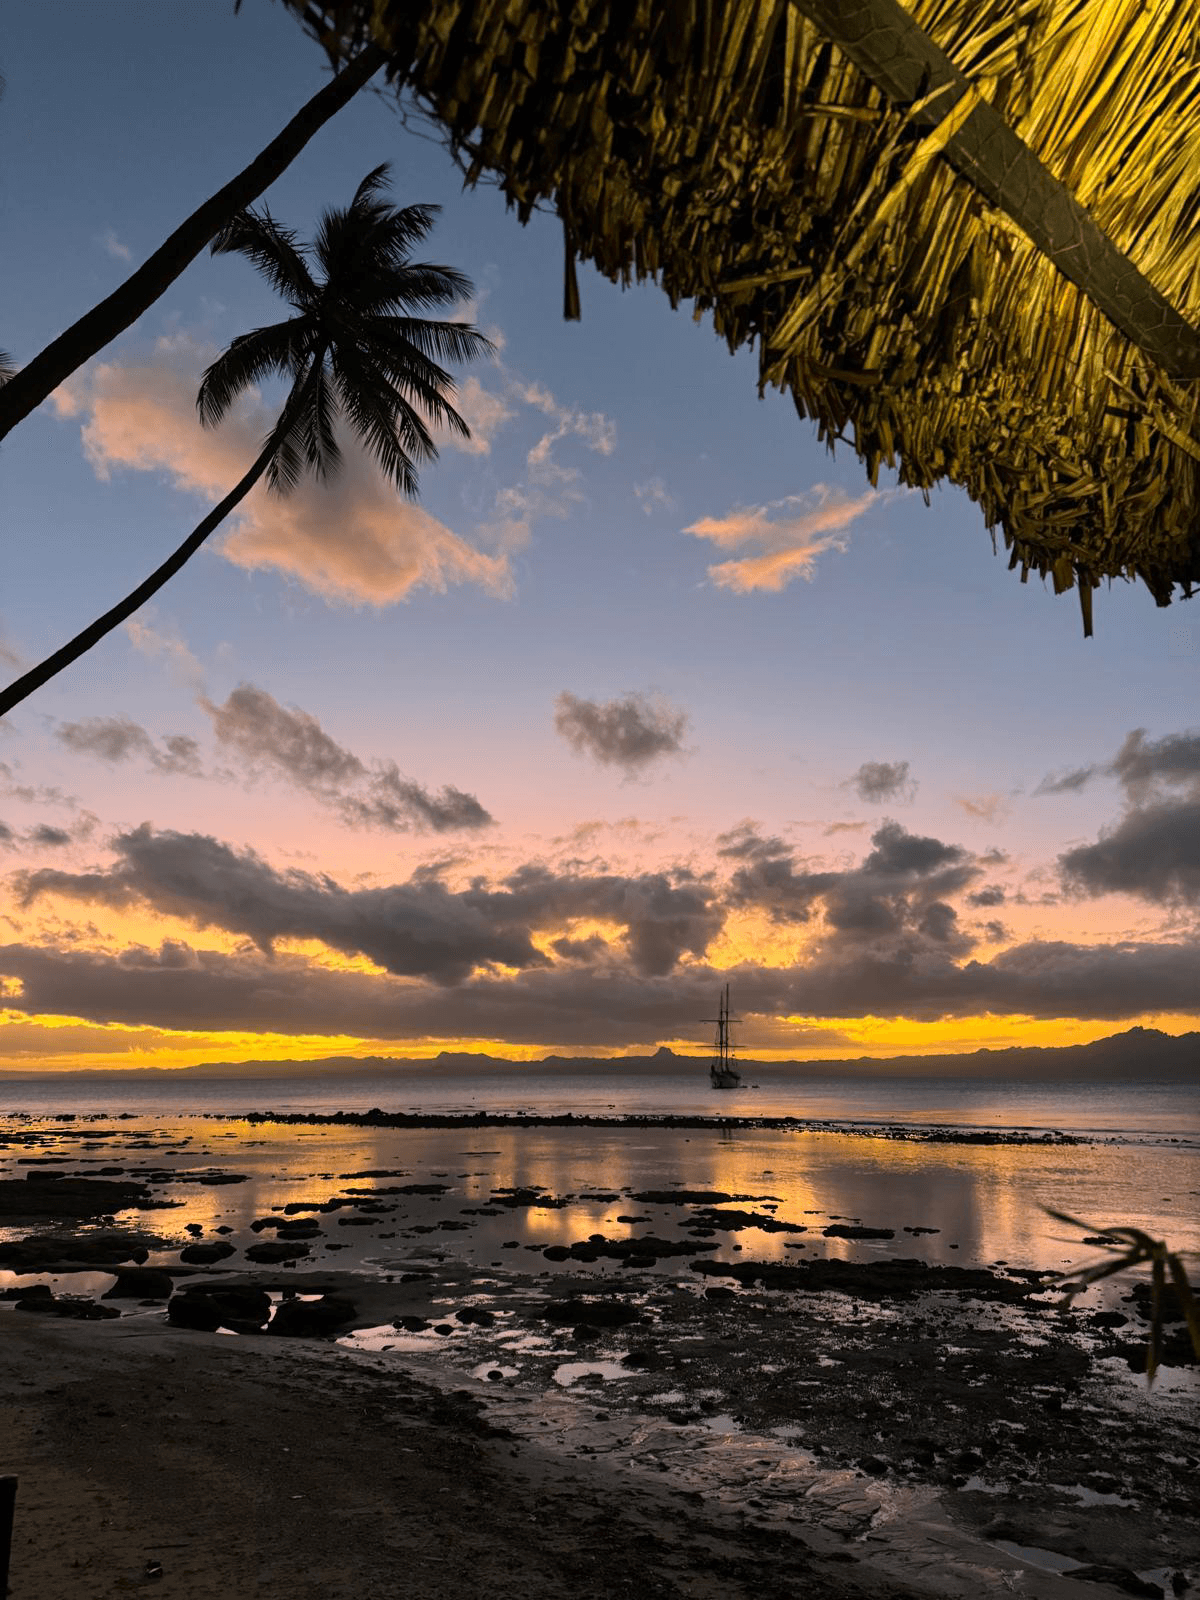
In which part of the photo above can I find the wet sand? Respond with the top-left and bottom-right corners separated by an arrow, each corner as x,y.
1,1114 -> 1197,1598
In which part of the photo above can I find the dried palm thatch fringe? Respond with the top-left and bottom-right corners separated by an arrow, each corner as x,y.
288,0 -> 1200,633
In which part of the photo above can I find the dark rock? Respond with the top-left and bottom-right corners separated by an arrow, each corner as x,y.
542,1298 -> 640,1328
1066,1566 -> 1163,1597
393,1315 -> 429,1332
858,1455 -> 889,1476
207,1287 -> 271,1326
102,1266 -> 174,1300
244,1239 -> 311,1264
15,1296 -> 120,1320
0,1230 -> 164,1272
1,1283 -> 52,1300
179,1241 -> 236,1265
455,1307 -> 495,1327
823,1224 -> 895,1240
490,1187 -> 566,1208
0,1176 -> 155,1220
631,1190 -> 738,1205
269,1293 -> 357,1338
704,1286 -> 737,1302
689,1208 -> 806,1234
168,1293 -> 223,1331
622,1347 -> 667,1370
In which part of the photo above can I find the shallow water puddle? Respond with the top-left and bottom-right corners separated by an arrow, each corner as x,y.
552,1359 -> 631,1387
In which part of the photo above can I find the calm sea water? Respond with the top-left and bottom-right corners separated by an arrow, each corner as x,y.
2,1065 -> 1198,1290
1,1063 -> 1196,1142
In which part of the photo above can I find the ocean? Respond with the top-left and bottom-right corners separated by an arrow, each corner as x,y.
2,1066 -> 1197,1282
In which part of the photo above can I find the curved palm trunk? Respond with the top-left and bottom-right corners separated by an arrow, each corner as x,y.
0,440 -> 277,718
0,44 -> 385,442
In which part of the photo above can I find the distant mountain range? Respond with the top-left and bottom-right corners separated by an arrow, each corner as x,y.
12,1025 -> 1196,1081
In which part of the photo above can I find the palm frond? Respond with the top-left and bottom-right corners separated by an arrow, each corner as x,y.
333,345 -> 431,495
1042,1205 -> 1200,1385
375,315 -> 494,367
212,207 -> 316,308
197,320 -> 310,425
301,367 -> 343,481
0,349 -> 14,386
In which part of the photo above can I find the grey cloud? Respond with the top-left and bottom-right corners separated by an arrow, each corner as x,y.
202,686 -> 364,791
967,885 -> 1006,907
340,762 -> 493,834
0,820 -> 12,845
849,760 -> 915,804
1038,729 -> 1200,801
204,685 -> 492,833
1111,728 -> 1200,798
554,690 -> 688,775
718,827 -> 837,924
56,716 -> 203,777
1059,796 -> 1200,905
4,928 -> 1197,1045
550,933 -> 610,962
722,820 -> 977,958
30,825 -> 72,848
1034,764 -> 1099,796
15,826 -> 719,984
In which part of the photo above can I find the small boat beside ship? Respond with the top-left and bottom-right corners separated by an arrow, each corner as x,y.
706,984 -> 741,1089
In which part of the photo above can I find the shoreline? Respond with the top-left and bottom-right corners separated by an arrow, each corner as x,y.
2,1115 -> 1197,1598
9,1105 -> 1091,1145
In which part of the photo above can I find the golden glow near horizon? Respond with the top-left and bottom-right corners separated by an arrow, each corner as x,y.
1,1003 -> 1196,1073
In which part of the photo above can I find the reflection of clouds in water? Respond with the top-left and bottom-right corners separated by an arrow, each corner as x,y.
2,1116 -> 1193,1283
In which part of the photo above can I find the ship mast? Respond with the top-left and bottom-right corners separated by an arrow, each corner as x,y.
704,983 -> 741,1073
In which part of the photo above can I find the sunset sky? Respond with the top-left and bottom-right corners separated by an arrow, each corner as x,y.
2,3 -> 1198,1071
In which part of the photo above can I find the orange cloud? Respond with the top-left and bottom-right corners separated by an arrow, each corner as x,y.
52,340 -> 513,606
685,485 -> 899,592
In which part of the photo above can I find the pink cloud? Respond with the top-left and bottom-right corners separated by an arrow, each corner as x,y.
684,486 -> 899,592
53,340 -> 513,606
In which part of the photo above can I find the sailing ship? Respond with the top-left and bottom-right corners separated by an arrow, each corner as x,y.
705,984 -> 742,1089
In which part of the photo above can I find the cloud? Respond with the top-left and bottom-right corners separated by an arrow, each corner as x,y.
15,826 -> 721,983
202,685 -> 364,792
53,339 -> 513,607
1055,728 -> 1200,906
0,632 -> 22,672
51,682 -> 492,835
684,485 -> 898,593
955,792 -> 1010,825
554,691 -> 688,776
56,716 -> 203,777
441,375 -> 514,456
1059,797 -> 1200,906
967,885 -> 1006,907
98,228 -> 132,262
29,824 -> 72,848
848,760 -> 915,804
202,684 -> 493,833
1110,728 -> 1200,800
124,617 -> 205,691
634,478 -> 673,515
1035,764 -> 1099,796
339,763 -> 493,834
507,380 -> 616,475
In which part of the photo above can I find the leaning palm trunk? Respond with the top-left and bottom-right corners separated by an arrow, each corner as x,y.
0,399 -> 302,717
0,44 -> 384,442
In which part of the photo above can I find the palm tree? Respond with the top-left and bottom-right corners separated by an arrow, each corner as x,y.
0,164 -> 492,718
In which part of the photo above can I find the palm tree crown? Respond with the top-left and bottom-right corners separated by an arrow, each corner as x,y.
198,162 -> 492,496
0,166 -> 491,719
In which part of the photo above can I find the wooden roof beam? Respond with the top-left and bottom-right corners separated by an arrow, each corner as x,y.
792,0 -> 1200,379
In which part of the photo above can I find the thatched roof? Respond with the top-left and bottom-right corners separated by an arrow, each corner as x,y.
291,0 -> 1200,631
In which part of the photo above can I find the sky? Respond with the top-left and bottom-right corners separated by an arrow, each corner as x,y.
1,3 -> 1198,1071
